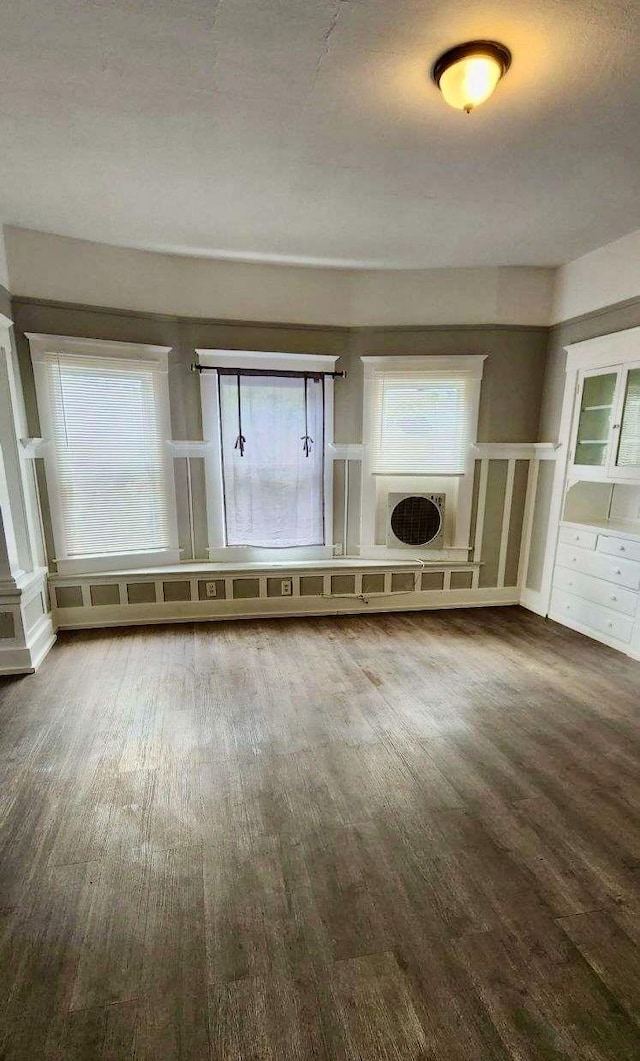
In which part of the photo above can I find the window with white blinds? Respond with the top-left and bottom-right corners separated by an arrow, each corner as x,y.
39,352 -> 174,560
370,370 -> 475,474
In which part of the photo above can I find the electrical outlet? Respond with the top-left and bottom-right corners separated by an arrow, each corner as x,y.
205,581 -> 217,598
333,542 -> 343,556
281,579 -> 293,596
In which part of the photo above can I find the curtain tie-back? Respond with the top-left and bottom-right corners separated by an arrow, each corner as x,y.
302,376 -> 313,457
235,374 -> 246,456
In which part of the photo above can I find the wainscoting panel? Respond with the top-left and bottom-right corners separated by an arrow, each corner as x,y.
49,559 -> 520,631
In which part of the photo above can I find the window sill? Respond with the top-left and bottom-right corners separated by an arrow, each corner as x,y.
54,548 -> 181,577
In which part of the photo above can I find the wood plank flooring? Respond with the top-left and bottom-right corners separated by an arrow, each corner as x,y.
0,605 -> 639,1059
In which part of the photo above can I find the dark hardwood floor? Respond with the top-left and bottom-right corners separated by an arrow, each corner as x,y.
1,605 -> 640,1059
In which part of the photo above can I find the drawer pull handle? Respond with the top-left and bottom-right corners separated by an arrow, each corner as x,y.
571,557 -> 577,563
611,595 -> 617,601
607,621 -> 613,628
614,568 -> 621,575
620,546 -> 626,552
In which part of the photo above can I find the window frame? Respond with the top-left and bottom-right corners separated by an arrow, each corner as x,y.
360,355 -> 486,558
28,334 -> 180,575
197,349 -> 338,562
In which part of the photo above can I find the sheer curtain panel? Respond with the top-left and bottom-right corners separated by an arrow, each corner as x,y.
219,374 -> 325,547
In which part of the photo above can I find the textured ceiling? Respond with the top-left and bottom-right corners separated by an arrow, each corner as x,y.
2,0 -> 640,268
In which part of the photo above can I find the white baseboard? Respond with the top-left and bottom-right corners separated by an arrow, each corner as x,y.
28,613 -> 57,669
53,586 -> 520,631
0,614 -> 56,675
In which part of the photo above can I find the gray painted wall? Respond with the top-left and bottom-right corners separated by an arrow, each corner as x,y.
12,298 -> 549,446
13,288 -> 640,603
540,296 -> 640,441
345,326 -> 548,445
11,296 -> 548,581
0,285 -> 11,322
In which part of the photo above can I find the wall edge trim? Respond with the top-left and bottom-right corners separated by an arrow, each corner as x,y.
11,295 -> 550,335
9,295 -> 350,333
550,292 -> 640,333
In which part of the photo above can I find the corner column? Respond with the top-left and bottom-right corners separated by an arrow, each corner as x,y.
0,311 -> 55,673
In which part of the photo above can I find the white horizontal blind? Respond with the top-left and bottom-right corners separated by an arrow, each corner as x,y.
371,371 -> 473,474
43,353 -> 173,558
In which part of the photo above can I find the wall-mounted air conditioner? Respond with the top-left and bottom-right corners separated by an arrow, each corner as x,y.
387,493 -> 445,549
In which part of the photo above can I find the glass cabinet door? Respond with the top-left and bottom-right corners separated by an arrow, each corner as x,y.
612,365 -> 640,476
573,371 -> 618,468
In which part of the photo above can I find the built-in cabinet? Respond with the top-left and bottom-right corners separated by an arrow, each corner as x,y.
545,327 -> 640,660
570,362 -> 640,481
550,523 -> 640,655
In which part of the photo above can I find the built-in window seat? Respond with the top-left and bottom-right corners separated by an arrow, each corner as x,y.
47,556 -> 521,630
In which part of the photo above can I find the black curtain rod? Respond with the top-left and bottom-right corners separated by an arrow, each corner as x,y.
191,364 -> 346,380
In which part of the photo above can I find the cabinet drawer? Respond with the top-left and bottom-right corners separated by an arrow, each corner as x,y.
550,589 -> 634,644
553,566 -> 639,616
597,535 -> 640,564
558,526 -> 598,550
556,543 -> 640,590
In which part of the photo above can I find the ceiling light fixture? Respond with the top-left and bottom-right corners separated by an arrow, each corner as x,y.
432,41 -> 511,113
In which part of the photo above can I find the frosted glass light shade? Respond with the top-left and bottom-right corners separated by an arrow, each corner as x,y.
432,41 -> 511,114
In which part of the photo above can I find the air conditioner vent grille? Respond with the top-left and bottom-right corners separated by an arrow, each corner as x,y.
390,495 -> 442,546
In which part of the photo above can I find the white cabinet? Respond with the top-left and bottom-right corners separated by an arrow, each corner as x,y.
550,588 -> 635,645
558,526 -> 598,550
597,534 -> 640,564
556,542 -> 640,590
570,369 -> 619,479
553,566 -> 638,616
541,327 -> 640,660
551,523 -> 640,655
569,361 -> 640,482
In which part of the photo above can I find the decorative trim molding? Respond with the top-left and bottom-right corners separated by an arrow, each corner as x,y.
11,294 -> 553,335
564,325 -> 640,372
550,292 -> 640,333
196,349 -> 339,371
328,443 -> 364,460
473,442 -> 560,460
26,333 -> 172,364
52,584 -> 519,631
11,295 -> 350,333
354,323 -> 549,334
167,440 -> 210,457
0,567 -> 55,675
361,354 -> 487,377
